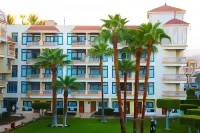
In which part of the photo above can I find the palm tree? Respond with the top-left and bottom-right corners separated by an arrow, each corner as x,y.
88,43 -> 113,122
118,59 -> 135,123
56,76 -> 82,127
123,29 -> 145,133
140,22 -> 171,133
35,20 -> 46,25
27,14 -> 39,25
34,48 -> 71,127
20,14 -> 26,25
7,14 -> 16,25
98,14 -> 129,133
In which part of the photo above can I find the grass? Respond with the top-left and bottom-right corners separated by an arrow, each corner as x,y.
11,118 -> 197,133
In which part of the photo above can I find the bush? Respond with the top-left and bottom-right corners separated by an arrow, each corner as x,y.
180,115 -> 200,129
180,100 -> 200,106
1,112 -> 10,120
45,111 -> 76,116
157,99 -> 180,109
186,89 -> 197,99
187,109 -> 200,115
57,108 -> 63,115
98,108 -> 114,114
95,108 -> 120,116
32,102 -> 50,110
180,104 -> 198,114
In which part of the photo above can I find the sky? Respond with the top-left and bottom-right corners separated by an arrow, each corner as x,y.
0,0 -> 199,49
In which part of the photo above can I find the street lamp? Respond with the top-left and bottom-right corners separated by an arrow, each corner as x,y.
184,66 -> 194,89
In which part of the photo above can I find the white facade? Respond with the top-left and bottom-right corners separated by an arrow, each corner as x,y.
4,4 -> 189,115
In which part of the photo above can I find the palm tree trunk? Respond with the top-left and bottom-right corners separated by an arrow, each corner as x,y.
124,73 -> 127,123
112,35 -> 126,133
100,56 -> 105,122
133,46 -> 142,133
140,43 -> 152,133
52,65 -> 57,127
63,89 -> 68,127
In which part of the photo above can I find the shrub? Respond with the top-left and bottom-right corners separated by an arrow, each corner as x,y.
157,99 -> 180,109
32,102 -> 50,110
57,108 -> 63,115
95,108 -> 120,116
98,108 -> 114,114
186,89 -> 197,99
45,111 -> 76,116
1,112 -> 10,120
180,100 -> 200,106
180,115 -> 200,129
187,109 -> 200,115
180,104 -> 198,114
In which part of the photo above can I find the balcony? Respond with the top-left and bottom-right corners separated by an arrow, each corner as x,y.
121,91 -> 133,96
43,41 -> 58,46
0,28 -> 6,39
163,91 -> 186,97
43,73 -> 52,79
119,74 -> 133,80
26,41 -> 40,47
26,74 -> 40,80
71,74 -> 86,79
162,57 -> 187,66
71,90 -> 101,96
162,74 -> 187,83
89,74 -> 100,79
26,90 -> 52,96
0,80 -> 6,88
162,44 -> 187,50
72,41 -> 88,47
26,58 -> 37,64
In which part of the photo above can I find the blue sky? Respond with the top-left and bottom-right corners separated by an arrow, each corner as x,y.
0,0 -> 198,49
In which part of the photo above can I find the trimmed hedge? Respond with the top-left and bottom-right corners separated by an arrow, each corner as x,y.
157,99 -> 180,109
1,112 -> 10,120
32,102 -> 50,110
180,104 -> 198,114
180,100 -> 200,106
180,115 -> 200,129
45,111 -> 76,116
187,109 -> 200,115
94,108 -> 120,116
186,89 -> 197,100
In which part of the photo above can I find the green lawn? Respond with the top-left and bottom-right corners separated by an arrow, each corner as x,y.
11,118 -> 197,133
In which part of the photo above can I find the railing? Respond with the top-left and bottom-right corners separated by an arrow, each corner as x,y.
43,73 -> 52,78
163,57 -> 186,64
88,41 -> 96,45
88,90 -> 101,94
0,28 -> 6,38
71,74 -> 86,78
71,90 -> 85,95
27,58 -> 36,62
26,90 -> 53,95
163,74 -> 187,81
89,74 -> 100,78
27,41 -> 40,46
0,79 -> 6,85
43,90 -> 52,95
27,90 -> 40,94
27,74 -> 40,78
72,57 -> 86,62
121,91 -> 132,95
89,58 -> 99,62
119,74 -> 132,78
163,91 -> 186,97
72,41 -> 86,45
43,41 -> 58,46
140,58 -> 146,62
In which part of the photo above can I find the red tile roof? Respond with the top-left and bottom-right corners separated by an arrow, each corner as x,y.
165,18 -> 189,25
7,36 -> 15,43
73,25 -> 139,31
148,3 -> 185,13
27,25 -> 59,31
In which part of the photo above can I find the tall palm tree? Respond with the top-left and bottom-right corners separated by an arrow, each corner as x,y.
98,14 -> 129,133
140,22 -> 171,133
20,14 -> 26,25
34,48 -> 71,127
7,14 -> 16,25
27,14 -> 39,25
56,76 -> 82,127
118,59 -> 135,123
88,43 -> 113,122
123,29 -> 145,133
35,20 -> 46,25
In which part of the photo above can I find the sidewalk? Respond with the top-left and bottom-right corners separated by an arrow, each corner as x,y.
0,113 -> 39,133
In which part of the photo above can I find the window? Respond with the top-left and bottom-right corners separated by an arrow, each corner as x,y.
112,82 -> 132,93
112,101 -> 118,109
98,101 -> 108,109
112,66 -> 123,78
140,66 -> 154,78
146,102 -> 155,112
141,53 -> 154,62
21,81 -> 27,93
89,82 -> 108,94
45,83 -> 51,90
104,82 -> 108,94
112,82 -> 116,94
12,32 -> 18,42
21,66 -> 27,77
57,66 -> 63,77
103,66 -> 108,78
57,101 -> 63,108
23,101 -> 32,111
21,65 -> 40,77
71,66 -> 86,76
139,82 -> 154,95
173,27 -> 178,44
12,65 -> 18,77
15,48 -> 18,59
182,28 -> 187,44
21,82 -> 40,93
21,49 -> 27,61
7,82 -> 17,93
149,66 -> 154,78
68,101 -> 77,112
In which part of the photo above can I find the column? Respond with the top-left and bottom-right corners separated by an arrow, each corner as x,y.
40,33 -> 43,46
108,98 -> 112,108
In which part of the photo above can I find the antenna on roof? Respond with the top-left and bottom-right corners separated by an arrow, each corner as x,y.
174,9 -> 176,19
165,2 -> 167,6
64,17 -> 65,25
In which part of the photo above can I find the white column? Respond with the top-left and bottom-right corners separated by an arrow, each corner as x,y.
108,98 -> 112,108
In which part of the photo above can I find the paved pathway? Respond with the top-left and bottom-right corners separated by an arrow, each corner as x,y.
0,113 -> 39,133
